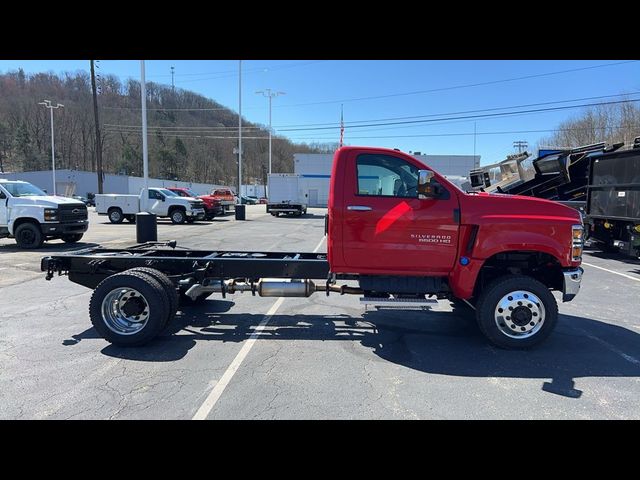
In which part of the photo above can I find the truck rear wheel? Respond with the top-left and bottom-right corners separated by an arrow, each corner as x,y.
89,270 -> 171,346
62,233 -> 83,243
15,222 -> 44,249
125,267 -> 179,326
170,208 -> 186,224
108,208 -> 124,224
475,275 -> 558,349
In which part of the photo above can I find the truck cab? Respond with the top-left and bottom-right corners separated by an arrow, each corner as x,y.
0,179 -> 88,249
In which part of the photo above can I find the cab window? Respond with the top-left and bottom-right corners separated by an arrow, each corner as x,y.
149,190 -> 164,200
356,154 -> 418,198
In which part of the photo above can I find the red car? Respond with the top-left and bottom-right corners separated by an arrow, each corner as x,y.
166,187 -> 224,220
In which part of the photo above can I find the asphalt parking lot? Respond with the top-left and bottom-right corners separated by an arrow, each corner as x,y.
1,205 -> 640,419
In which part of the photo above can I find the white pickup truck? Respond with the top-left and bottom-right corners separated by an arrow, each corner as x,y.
0,179 -> 89,249
96,187 -> 206,224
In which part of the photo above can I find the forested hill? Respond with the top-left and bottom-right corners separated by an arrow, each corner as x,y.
0,69 -> 325,185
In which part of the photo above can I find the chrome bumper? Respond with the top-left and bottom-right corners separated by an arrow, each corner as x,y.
562,267 -> 583,302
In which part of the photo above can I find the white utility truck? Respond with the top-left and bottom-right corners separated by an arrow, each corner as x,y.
96,187 -> 206,224
0,179 -> 89,249
266,174 -> 308,217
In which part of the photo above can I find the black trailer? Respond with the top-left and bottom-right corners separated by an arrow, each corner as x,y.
586,139 -> 640,258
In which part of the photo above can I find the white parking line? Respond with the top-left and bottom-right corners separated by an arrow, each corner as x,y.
192,235 -> 326,420
582,262 -> 640,283
313,236 -> 326,253
571,326 -> 640,367
192,296 -> 285,420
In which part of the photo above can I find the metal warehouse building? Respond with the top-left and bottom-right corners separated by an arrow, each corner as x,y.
292,152 -> 480,207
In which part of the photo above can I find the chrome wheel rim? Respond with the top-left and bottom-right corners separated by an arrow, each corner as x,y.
494,290 -> 545,339
101,287 -> 150,335
110,211 -> 121,222
172,211 -> 183,222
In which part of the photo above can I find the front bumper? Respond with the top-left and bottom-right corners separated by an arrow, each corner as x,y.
562,267 -> 583,302
41,220 -> 89,236
187,208 -> 205,219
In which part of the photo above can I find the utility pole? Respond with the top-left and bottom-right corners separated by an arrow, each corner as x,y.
38,100 -> 64,196
141,61 -> 149,210
171,66 -> 175,92
513,140 -> 528,154
255,89 -> 286,177
238,60 -> 242,202
90,60 -> 104,194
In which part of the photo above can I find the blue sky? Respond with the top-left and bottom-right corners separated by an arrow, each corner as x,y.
1,59 -> 639,165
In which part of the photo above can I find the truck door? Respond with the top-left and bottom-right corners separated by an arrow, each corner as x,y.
342,151 -> 460,275
0,185 -> 8,227
148,189 -> 166,215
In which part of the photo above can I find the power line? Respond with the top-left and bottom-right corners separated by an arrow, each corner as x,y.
271,60 -> 639,109
147,60 -> 325,79
276,98 -> 640,132
273,92 -> 640,128
102,124 -> 640,141
285,124 -> 640,140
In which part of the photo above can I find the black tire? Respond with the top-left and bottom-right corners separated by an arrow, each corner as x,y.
108,208 -> 124,224
170,208 -> 186,224
15,222 -> 44,249
179,290 -> 212,307
126,267 -> 179,326
125,215 -> 136,223
89,270 -> 171,346
475,274 -> 558,349
62,233 -> 83,243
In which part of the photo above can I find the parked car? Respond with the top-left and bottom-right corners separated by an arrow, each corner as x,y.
241,195 -> 258,205
166,187 -> 224,220
95,187 -> 206,224
258,197 -> 268,204
210,188 -> 236,215
72,195 -> 90,206
0,179 -> 88,248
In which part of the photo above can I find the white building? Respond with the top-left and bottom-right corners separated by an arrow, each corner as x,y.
291,152 -> 480,207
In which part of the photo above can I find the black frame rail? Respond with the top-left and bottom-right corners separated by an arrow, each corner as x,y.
42,242 -> 330,289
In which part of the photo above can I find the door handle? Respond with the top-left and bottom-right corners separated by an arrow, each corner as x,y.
347,205 -> 372,211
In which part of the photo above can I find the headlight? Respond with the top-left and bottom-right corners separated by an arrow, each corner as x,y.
571,224 -> 583,261
44,208 -> 58,221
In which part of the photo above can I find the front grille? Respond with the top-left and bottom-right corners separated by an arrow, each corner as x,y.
191,201 -> 205,209
59,204 -> 88,222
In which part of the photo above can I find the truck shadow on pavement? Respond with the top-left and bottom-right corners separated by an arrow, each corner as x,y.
0,241 -> 100,253
87,302 -> 640,399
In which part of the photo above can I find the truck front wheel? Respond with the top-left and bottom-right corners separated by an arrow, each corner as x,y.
62,233 -> 83,243
15,222 -> 44,249
108,208 -> 124,224
170,208 -> 186,224
475,275 -> 558,349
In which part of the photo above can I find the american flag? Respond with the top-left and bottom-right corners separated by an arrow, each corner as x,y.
339,104 -> 344,148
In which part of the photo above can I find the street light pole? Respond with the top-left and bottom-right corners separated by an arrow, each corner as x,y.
256,89 -> 285,177
38,100 -> 64,196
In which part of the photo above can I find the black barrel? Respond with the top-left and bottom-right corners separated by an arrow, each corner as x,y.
235,204 -> 246,220
136,212 -> 158,243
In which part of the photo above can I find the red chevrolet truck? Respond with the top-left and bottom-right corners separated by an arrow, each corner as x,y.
210,188 -> 236,215
166,187 -> 224,220
41,146 -> 584,349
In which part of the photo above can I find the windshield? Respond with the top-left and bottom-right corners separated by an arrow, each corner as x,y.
182,189 -> 197,197
2,182 -> 47,197
160,189 -> 179,197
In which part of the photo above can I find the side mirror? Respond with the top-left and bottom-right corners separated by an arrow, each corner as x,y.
160,196 -> 166,202
417,170 -> 439,199
0,191 -> 5,200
